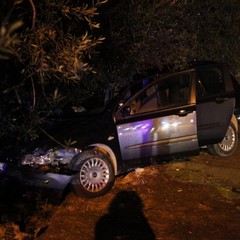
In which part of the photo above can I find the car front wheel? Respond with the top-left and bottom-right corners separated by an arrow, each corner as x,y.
208,121 -> 238,157
71,150 -> 115,198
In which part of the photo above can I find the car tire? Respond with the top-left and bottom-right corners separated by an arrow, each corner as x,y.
71,150 -> 115,198
207,121 -> 238,157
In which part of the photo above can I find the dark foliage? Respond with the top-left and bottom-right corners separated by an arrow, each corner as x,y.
0,0 -> 107,160
1,0 -> 240,160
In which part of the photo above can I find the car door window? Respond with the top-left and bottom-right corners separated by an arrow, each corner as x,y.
126,73 -> 192,115
158,73 -> 191,108
197,67 -> 225,97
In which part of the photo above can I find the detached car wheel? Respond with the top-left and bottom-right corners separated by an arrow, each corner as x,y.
71,150 -> 115,198
208,121 -> 238,157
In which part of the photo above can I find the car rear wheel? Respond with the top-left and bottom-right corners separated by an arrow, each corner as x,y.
208,121 -> 238,157
71,150 -> 115,198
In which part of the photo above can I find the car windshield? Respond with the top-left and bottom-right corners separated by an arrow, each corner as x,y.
49,91 -> 109,118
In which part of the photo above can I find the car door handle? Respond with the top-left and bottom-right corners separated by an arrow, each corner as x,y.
216,97 -> 229,103
177,109 -> 193,117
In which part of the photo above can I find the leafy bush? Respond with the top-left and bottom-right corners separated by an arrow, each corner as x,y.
0,0 -> 107,159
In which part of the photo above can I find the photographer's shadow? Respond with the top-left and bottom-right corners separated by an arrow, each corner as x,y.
95,190 -> 156,240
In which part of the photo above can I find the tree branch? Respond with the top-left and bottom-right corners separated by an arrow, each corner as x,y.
28,0 -> 36,29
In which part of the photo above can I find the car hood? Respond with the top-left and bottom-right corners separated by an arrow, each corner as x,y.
28,108 -> 116,153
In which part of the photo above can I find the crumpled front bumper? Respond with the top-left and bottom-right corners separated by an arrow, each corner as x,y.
0,161 -> 73,195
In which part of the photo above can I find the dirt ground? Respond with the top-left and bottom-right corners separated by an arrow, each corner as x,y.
1,146 -> 240,240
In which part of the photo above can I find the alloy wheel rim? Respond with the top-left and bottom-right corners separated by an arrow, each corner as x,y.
218,125 -> 235,152
80,158 -> 110,192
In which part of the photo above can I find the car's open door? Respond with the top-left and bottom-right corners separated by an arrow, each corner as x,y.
196,63 -> 235,146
